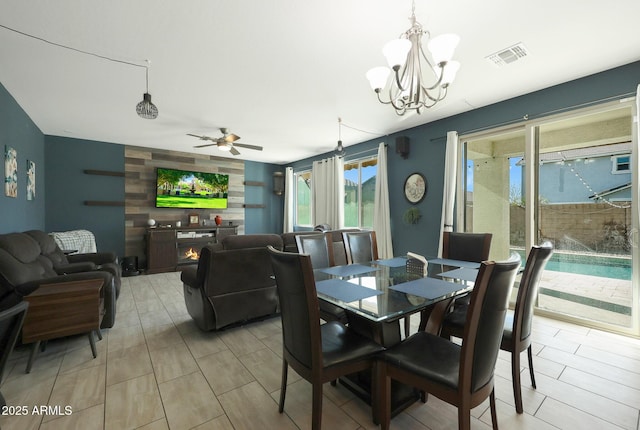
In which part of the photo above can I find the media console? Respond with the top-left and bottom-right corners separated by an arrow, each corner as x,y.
146,225 -> 238,274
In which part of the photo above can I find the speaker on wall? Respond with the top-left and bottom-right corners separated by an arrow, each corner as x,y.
396,136 -> 410,159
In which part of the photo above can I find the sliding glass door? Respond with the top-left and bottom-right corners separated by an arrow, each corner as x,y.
460,100 -> 638,333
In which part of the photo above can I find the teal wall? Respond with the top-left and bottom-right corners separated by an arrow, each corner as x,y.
0,83 -> 46,232
244,161 -> 285,234
44,136 -> 125,256
291,61 -> 640,258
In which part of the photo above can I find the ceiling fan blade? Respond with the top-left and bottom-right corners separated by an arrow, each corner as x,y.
193,143 -> 217,148
233,142 -> 263,151
187,133 -> 207,139
224,133 -> 241,143
230,146 -> 241,156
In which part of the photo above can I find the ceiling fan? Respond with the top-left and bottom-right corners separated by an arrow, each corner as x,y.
187,128 -> 263,156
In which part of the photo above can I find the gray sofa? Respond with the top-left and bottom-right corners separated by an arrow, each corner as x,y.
181,234 -> 283,331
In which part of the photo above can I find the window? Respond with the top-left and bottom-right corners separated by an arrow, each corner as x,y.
344,157 -> 377,228
612,154 -> 631,174
295,171 -> 312,226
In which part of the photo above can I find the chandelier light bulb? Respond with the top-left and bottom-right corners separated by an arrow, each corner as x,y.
383,39 -> 412,70
440,61 -> 461,87
366,66 -> 391,91
427,33 -> 460,66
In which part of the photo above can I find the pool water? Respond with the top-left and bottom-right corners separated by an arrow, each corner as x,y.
515,250 -> 632,280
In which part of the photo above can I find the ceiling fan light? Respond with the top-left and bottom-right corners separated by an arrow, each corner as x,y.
383,38 -> 412,69
366,66 -> 391,91
428,33 -> 460,66
218,143 -> 231,151
136,93 -> 158,119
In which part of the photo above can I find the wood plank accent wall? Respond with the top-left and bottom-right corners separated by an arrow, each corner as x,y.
124,146 -> 245,266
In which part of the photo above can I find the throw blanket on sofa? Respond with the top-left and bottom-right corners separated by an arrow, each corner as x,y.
50,230 -> 97,254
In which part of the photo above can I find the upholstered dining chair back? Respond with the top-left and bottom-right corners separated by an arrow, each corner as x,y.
268,246 -> 384,429
465,253 -> 521,392
513,242 -> 553,343
269,246 -> 319,369
295,233 -> 335,269
378,254 -> 521,430
342,230 -> 379,264
442,232 -> 492,262
0,301 -> 28,407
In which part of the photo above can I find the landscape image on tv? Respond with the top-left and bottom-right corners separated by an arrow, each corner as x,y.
156,167 -> 229,209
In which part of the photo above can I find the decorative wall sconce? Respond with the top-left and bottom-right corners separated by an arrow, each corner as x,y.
273,171 -> 285,196
396,136 -> 410,159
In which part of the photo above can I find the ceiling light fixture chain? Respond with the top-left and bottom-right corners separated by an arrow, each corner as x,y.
366,0 -> 460,115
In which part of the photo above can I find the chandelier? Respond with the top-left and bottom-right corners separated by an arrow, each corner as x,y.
366,1 -> 460,115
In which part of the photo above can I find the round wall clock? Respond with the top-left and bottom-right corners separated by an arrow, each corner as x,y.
404,173 -> 427,204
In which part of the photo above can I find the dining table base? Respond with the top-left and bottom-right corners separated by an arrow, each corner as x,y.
340,311 -> 422,419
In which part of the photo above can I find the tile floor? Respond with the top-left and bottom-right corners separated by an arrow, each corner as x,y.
1,271 -> 640,429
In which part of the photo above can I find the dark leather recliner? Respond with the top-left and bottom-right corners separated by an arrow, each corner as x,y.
181,234 -> 283,331
0,232 -> 117,328
24,230 -> 121,299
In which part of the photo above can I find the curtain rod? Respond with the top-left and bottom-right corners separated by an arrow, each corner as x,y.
429,90 -> 637,142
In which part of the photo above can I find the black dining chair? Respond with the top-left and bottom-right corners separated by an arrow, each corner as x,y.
295,233 -> 347,324
0,301 -> 29,408
268,246 -> 385,430
342,230 -> 379,264
440,243 -> 553,413
377,254 -> 520,430
413,231 -> 493,335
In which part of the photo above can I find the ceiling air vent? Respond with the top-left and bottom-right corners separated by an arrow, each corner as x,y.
486,42 -> 529,67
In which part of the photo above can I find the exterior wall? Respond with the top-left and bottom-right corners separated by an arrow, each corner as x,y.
539,156 -> 631,203
510,203 -> 631,254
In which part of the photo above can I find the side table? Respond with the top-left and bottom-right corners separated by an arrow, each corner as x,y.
22,278 -> 105,373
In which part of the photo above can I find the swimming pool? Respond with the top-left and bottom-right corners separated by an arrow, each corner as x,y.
514,249 -> 632,280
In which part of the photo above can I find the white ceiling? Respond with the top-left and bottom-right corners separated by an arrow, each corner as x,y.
1,1 -> 639,165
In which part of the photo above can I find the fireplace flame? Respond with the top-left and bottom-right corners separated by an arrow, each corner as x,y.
184,248 -> 199,260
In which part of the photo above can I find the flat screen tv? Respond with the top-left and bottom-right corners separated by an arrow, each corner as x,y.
155,167 -> 229,209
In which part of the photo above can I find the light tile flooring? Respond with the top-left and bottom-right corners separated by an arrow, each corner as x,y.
1,272 -> 640,429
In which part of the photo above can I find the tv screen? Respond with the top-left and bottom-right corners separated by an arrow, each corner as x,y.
156,167 -> 229,209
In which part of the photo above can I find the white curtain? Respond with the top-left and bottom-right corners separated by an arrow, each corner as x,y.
373,142 -> 393,258
282,167 -> 294,233
438,131 -> 459,257
633,84 -> 640,250
312,156 -> 344,229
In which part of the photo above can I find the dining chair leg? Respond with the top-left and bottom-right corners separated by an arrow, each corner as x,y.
459,404 -> 471,430
312,380 -> 323,430
278,359 -> 288,413
512,349 -> 523,414
527,345 -> 537,389
490,389 -> 499,430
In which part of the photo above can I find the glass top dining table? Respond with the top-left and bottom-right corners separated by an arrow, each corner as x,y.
313,256 -> 480,324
